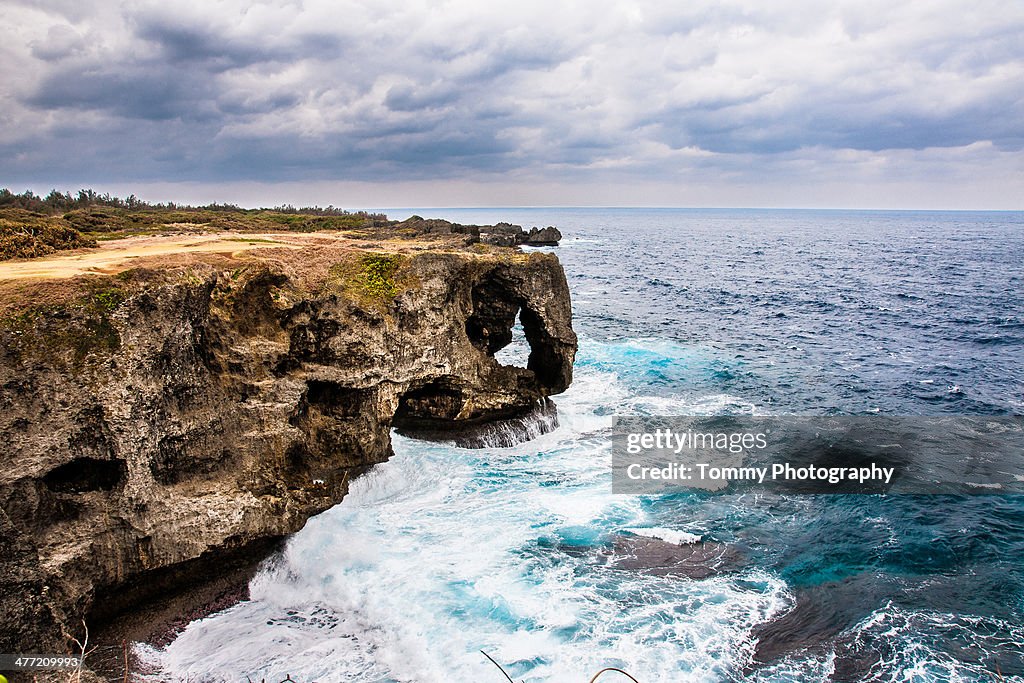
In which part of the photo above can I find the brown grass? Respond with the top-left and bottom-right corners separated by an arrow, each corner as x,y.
0,210 -> 97,259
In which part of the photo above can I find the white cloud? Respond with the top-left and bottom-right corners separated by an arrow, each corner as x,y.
1,0 -> 1022,207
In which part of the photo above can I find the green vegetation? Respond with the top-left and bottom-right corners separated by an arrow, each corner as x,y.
0,187 -> 392,261
56,206 -> 384,236
2,281 -> 127,367
328,252 -> 409,307
226,237 -> 281,244
0,187 -> 387,219
0,209 -> 98,259
93,287 -> 126,312
358,254 -> 402,299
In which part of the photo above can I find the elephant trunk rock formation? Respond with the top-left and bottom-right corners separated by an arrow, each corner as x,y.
0,234 -> 576,654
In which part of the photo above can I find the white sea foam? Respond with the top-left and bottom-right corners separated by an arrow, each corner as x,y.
839,603 -> 1024,683
745,601 -> 1024,683
621,527 -> 702,545
136,348 -> 790,683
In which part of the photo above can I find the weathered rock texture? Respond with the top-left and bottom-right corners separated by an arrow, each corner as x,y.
0,236 -> 576,655
479,223 -> 563,247
390,216 -> 562,247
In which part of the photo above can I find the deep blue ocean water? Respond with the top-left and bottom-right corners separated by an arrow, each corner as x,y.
143,209 -> 1024,682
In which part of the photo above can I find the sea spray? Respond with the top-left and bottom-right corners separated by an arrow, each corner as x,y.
137,208 -> 1024,682
137,356 -> 790,682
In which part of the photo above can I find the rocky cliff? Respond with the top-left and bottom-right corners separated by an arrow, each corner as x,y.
0,232 -> 576,656
479,223 -> 562,247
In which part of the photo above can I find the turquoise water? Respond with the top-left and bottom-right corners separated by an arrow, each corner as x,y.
142,209 -> 1024,682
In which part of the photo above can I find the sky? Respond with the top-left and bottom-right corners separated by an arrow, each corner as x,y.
1,0 -> 1022,209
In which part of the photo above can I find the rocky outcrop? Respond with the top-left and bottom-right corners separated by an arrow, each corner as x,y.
391,215 -> 480,238
523,226 -> 562,246
0,238 -> 576,655
479,223 -> 562,247
388,217 -> 562,247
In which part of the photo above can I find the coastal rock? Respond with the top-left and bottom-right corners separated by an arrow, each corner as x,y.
480,223 -> 562,247
393,215 -> 479,239
0,238 -> 576,654
524,226 -> 562,246
600,534 -> 745,579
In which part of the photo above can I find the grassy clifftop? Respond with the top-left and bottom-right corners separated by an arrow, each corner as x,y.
0,206 -> 393,260
0,188 -> 390,260
0,209 -> 100,259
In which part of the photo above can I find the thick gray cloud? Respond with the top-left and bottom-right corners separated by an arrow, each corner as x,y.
1,0 -> 1022,207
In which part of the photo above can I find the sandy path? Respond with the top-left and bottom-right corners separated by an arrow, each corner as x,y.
0,233 -> 317,281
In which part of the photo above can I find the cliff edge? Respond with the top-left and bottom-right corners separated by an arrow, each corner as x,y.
0,229 -> 576,655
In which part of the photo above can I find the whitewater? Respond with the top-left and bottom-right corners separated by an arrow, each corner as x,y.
139,208 -> 1024,682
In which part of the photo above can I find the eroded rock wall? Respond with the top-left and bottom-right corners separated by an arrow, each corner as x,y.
0,246 -> 576,652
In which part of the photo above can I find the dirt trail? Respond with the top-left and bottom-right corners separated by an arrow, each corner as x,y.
0,233 -> 319,280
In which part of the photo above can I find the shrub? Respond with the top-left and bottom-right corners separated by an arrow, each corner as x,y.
0,221 -> 97,260
358,253 -> 402,299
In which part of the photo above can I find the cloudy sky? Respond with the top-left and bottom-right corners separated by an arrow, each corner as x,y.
2,0 -> 1022,208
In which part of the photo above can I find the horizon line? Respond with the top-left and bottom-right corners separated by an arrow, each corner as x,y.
372,205 -> 1024,213
5,186 -> 1022,213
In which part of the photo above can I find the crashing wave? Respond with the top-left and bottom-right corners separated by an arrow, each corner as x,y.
622,527 -> 703,545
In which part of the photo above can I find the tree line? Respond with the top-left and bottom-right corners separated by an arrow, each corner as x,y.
0,188 -> 384,219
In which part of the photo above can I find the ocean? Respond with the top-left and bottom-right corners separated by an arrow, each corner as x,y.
139,208 -> 1024,682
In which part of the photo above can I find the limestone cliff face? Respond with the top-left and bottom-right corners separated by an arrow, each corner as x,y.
0,239 -> 576,652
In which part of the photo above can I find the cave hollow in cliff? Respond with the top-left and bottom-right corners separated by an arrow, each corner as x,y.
43,457 -> 127,494
464,271 -> 564,391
